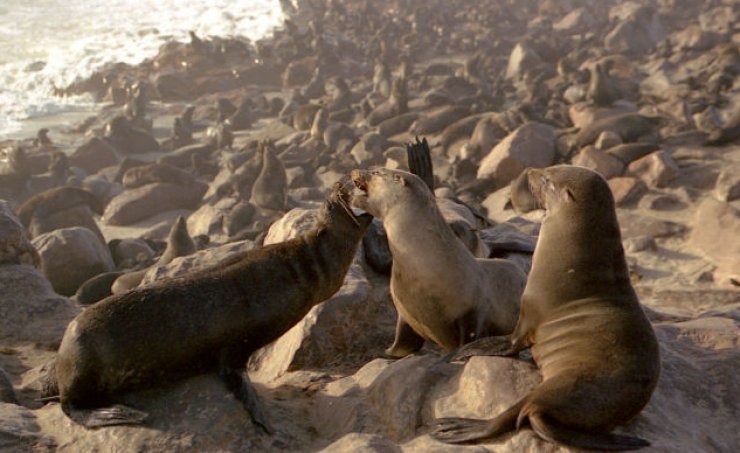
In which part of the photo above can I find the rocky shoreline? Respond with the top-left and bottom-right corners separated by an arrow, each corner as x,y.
0,0 -> 738,451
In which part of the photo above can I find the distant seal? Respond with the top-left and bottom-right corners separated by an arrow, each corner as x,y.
588,63 -> 619,107
16,187 -> 104,241
49,182 -> 372,429
73,271 -> 125,306
250,142 -> 287,211
432,165 -> 660,450
351,167 -> 526,358
111,216 -> 195,294
122,162 -> 196,189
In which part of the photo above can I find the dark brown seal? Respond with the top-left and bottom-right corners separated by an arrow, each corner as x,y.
351,167 -> 525,358
432,165 -> 660,450
15,186 -> 105,241
50,182 -> 372,429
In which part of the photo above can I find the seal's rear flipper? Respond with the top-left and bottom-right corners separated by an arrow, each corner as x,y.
385,316 -> 425,358
63,403 -> 148,428
446,335 -> 516,362
430,401 -> 521,444
219,361 -> 274,435
406,136 -> 435,192
529,413 -> 650,451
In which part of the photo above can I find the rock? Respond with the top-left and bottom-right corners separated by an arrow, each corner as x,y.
689,197 -> 740,278
33,374 -> 267,451
249,261 -> 372,382
671,24 -> 719,51
319,433 -> 402,453
604,4 -> 664,55
572,146 -> 625,179
0,264 -> 79,346
69,137 -> 119,174
553,8 -> 597,35
476,122 -> 555,188
627,151 -> 680,188
618,212 -> 686,239
103,182 -> 207,226
714,165 -> 740,202
505,43 -> 543,80
608,176 -> 647,206
481,187 -> 516,223
0,201 -> 40,267
0,403 -> 56,450
140,239 -> 255,285
186,197 -> 238,240
32,227 -> 115,296
624,235 -> 657,253
637,193 -> 685,211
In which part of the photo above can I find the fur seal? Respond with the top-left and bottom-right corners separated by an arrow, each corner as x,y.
111,216 -> 195,294
49,182 -> 372,429
16,187 -> 104,241
250,142 -> 287,211
432,165 -> 660,450
351,167 -> 525,358
0,367 -> 18,404
122,162 -> 195,189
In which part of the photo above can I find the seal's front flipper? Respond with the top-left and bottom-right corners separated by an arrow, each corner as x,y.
219,357 -> 274,434
430,417 -> 496,444
63,402 -> 147,428
384,316 -> 425,358
446,335 -> 516,362
406,136 -> 435,191
529,413 -> 650,451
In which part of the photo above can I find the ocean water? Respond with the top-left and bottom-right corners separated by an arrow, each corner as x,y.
0,0 -> 284,138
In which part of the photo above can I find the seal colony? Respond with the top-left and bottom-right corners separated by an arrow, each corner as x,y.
47,182 -> 371,429
431,165 -> 660,450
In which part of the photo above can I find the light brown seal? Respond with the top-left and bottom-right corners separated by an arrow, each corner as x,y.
351,167 -> 525,358
432,165 -> 660,450
48,182 -> 372,430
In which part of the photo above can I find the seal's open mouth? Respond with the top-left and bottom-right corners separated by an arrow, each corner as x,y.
351,170 -> 368,193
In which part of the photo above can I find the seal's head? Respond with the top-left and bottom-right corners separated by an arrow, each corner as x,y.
517,165 -> 614,217
319,180 -> 373,233
350,167 -> 433,219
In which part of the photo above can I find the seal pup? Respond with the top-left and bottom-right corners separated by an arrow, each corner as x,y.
351,167 -> 525,358
49,182 -> 372,429
250,141 -> 287,211
432,165 -> 660,450
111,215 -> 195,294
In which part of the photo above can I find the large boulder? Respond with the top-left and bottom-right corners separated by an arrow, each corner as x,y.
32,374 -> 268,451
0,264 -> 80,346
69,137 -> 119,174
140,239 -> 256,286
0,201 -> 40,267
32,227 -> 115,296
689,197 -> 740,283
103,182 -> 207,226
316,312 -> 740,452
476,122 -> 555,188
